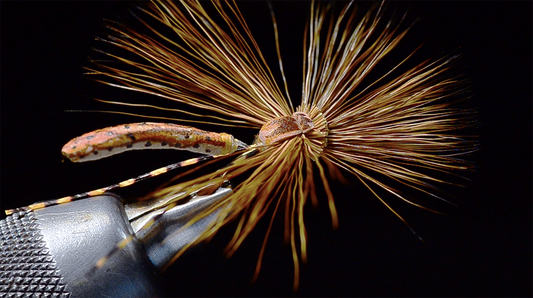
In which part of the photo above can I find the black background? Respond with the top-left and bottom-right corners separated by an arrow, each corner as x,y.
2,1 -> 531,297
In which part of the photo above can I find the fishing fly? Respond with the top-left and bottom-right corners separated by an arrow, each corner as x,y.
6,0 -> 477,290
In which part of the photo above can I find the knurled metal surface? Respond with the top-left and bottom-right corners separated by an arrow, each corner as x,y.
0,211 -> 70,298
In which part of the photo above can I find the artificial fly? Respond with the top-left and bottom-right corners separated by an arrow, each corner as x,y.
7,0 -> 477,291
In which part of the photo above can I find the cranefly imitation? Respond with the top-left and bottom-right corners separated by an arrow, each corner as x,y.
7,0 -> 477,290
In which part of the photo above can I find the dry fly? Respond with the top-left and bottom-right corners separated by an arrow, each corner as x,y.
7,0 -> 477,290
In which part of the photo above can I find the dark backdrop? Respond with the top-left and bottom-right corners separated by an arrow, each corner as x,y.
2,1 -> 531,296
